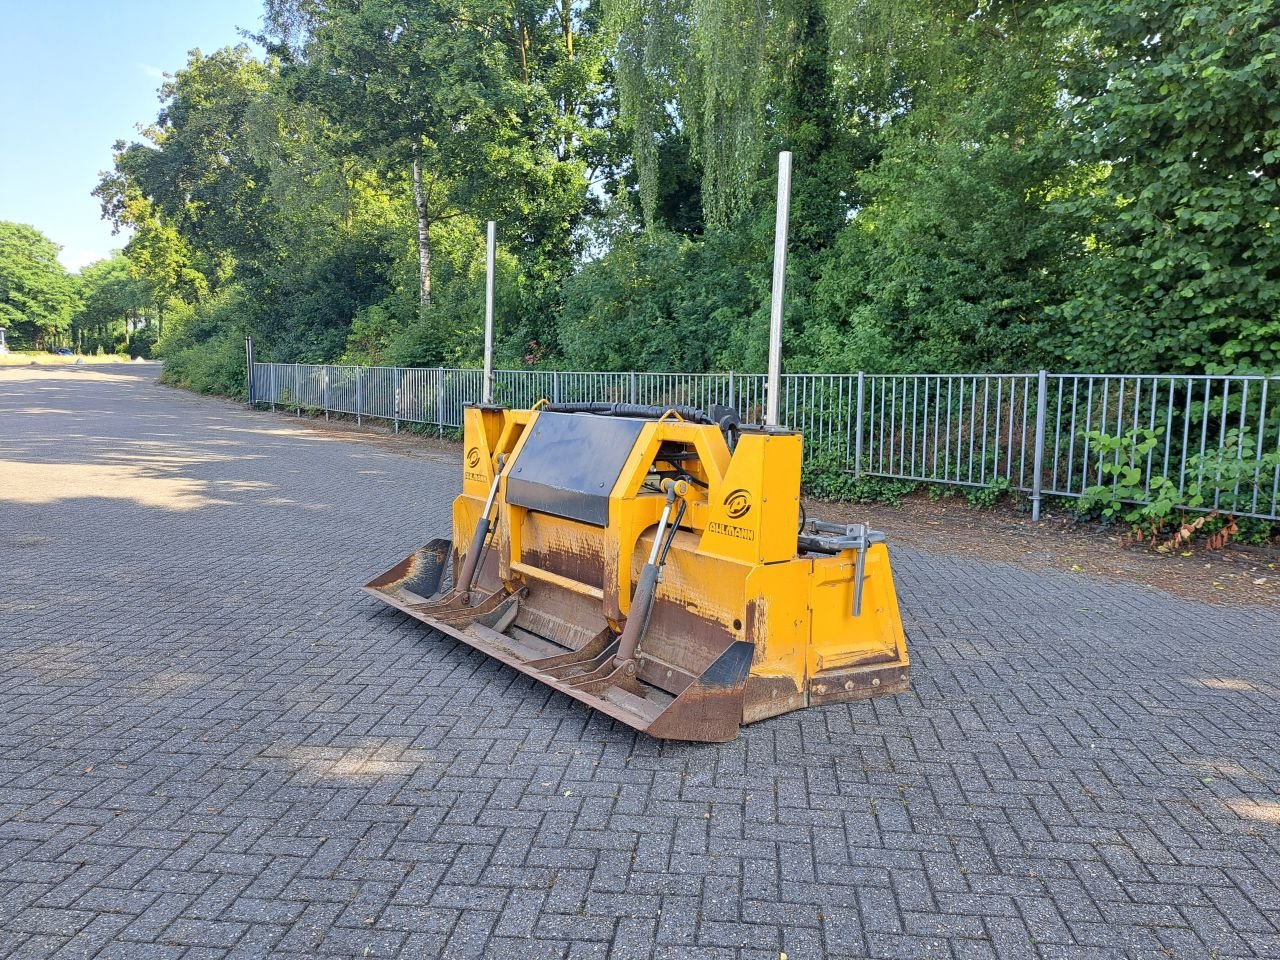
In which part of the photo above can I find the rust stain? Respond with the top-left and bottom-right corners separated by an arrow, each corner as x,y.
522,543 -> 606,590
741,674 -> 804,724
642,594 -> 737,680
646,682 -> 742,742
808,661 -> 910,706
744,597 -> 768,665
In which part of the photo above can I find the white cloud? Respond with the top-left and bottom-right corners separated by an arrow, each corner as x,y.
139,63 -> 166,80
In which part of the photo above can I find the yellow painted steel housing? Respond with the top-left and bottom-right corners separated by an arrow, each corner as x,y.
366,404 -> 910,742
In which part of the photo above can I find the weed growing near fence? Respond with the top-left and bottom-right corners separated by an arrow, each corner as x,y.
1077,427 -> 1280,549
965,476 -> 1011,509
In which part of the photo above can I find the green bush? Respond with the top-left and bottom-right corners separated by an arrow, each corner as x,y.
126,326 -> 157,359
158,332 -> 248,398
965,476 -> 1011,509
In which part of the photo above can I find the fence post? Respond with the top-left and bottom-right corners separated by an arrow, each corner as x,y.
629,370 -> 637,404
854,371 -> 865,478
394,383 -> 401,434
323,365 -> 330,421
270,364 -> 276,411
244,337 -> 255,406
728,371 -> 736,412
1031,369 -> 1048,521
356,367 -> 363,426
553,371 -> 561,405
294,364 -> 301,416
436,367 -> 445,437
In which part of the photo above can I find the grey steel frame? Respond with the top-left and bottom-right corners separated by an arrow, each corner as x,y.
248,359 -> 1280,523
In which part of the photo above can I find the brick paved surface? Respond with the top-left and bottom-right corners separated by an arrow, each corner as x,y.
1,364 -> 1278,960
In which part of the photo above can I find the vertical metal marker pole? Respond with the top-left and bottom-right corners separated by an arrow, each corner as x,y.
483,221 -> 496,405
765,151 -> 792,426
1031,369 -> 1048,521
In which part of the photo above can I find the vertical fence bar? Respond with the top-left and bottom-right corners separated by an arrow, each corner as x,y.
1161,377 -> 1175,481
854,371 -> 865,478
988,376 -> 998,481
1031,370 -> 1048,521
436,367 -> 444,436
1254,379 -> 1270,515
1018,375 -> 1029,490
1271,378 -> 1280,517
1214,379 -> 1231,510
967,377 -> 978,483
1234,380 -> 1249,507
323,365 -> 330,421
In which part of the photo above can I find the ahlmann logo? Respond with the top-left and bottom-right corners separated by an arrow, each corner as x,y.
724,488 -> 751,520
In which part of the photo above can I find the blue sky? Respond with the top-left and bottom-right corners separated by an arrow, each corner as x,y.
0,0 -> 265,271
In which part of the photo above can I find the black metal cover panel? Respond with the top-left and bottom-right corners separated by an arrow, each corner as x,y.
506,412 -> 647,526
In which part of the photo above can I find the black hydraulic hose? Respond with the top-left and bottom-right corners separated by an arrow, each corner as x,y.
541,401 -> 716,425
657,499 -> 688,566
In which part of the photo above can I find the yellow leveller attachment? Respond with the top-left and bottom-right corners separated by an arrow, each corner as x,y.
365,402 -> 910,742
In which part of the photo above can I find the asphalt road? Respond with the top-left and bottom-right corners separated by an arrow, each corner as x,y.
1,364 -> 1278,959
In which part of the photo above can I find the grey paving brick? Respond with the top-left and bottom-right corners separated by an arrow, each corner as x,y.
2,365 -> 1278,960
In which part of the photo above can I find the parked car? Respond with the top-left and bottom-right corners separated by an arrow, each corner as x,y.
53,347 -> 74,356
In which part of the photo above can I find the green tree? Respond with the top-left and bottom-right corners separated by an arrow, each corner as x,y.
101,47 -> 275,285
266,1 -> 585,301
0,222 -> 77,349
1045,0 -> 1280,372
72,255 -> 154,355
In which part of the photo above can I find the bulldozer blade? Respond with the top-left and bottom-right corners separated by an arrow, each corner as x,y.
449,617 -> 752,743
364,538 -> 453,608
364,555 -> 755,741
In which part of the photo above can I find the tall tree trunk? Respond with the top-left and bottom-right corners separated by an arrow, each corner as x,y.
559,1 -> 574,159
518,19 -> 530,84
561,0 -> 573,59
412,152 -> 432,307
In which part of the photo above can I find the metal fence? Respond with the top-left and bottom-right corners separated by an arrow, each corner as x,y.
250,361 -> 1280,522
